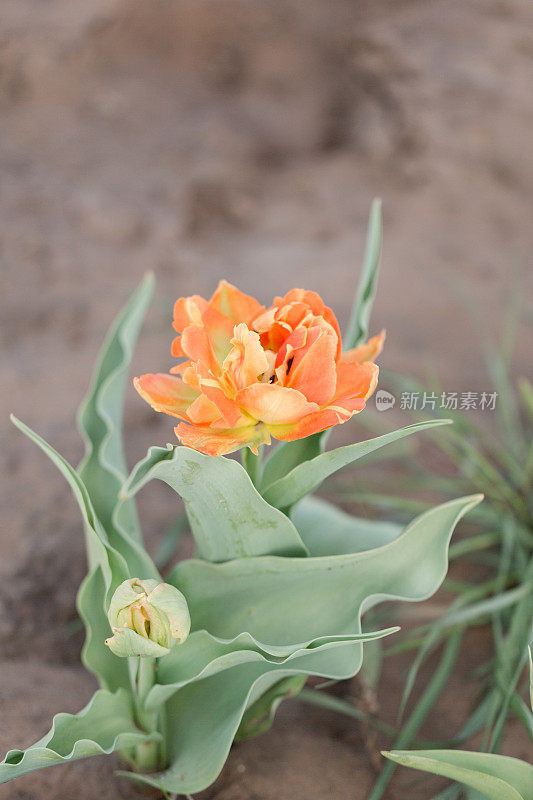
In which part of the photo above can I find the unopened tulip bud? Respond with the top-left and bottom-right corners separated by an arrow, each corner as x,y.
105,578 -> 191,658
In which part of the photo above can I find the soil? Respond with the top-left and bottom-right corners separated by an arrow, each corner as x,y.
1,1 -> 532,798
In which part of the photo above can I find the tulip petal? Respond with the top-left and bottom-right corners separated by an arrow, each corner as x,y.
223,323 -> 269,391
210,280 -> 265,325
198,381 -> 251,428
202,305 -> 235,362
235,383 -> 319,426
134,374 -> 199,419
279,289 -> 342,357
105,626 -> 170,658
175,422 -> 270,456
180,325 -> 221,374
285,327 -> 338,405
269,397 -> 367,442
186,394 -> 222,425
343,330 -> 385,364
335,360 -> 379,401
173,295 -> 208,333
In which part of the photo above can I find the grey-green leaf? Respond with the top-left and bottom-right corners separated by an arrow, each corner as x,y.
145,626 -> 398,711
77,566 -> 130,691
262,419 -> 452,511
382,750 -> 533,800
11,416 -> 130,690
122,445 -> 307,561
170,495 -> 482,645
291,495 -> 401,556
10,415 -> 128,594
123,495 -> 480,796
122,636 -> 391,795
344,197 -> 383,350
0,689 -> 156,784
259,199 -> 383,486
77,273 -> 158,579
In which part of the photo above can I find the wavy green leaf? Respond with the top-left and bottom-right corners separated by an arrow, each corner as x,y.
0,689 -> 155,784
77,273 -> 158,579
291,495 -> 401,556
382,750 -> 533,800
10,416 -> 127,594
260,437 -> 324,493
122,445 -> 307,561
119,495 -> 480,795
262,420 -> 452,510
260,200 -> 383,486
122,636 -> 390,794
344,197 -> 383,350
10,416 -> 129,690
145,626 -> 398,711
171,495 -> 481,645
235,674 -> 307,740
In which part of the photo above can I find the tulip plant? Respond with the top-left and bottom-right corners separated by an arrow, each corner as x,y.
1,203 -> 482,796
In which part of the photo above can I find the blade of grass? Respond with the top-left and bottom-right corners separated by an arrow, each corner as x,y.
368,630 -> 463,800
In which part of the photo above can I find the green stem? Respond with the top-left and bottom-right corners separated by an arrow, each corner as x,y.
241,446 -> 263,487
133,657 -> 160,772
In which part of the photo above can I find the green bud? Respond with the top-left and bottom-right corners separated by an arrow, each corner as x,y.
105,578 -> 191,658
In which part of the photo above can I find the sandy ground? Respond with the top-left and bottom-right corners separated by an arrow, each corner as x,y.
1,0 -> 532,797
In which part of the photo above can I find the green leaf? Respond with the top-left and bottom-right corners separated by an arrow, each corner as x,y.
122,445 -> 307,561
10,416 -> 128,595
382,750 -> 533,800
260,436 -> 324,493
259,198 -> 382,486
145,627 -> 398,712
124,496 -> 480,796
344,197 -> 383,350
170,495 -> 482,645
11,417 -> 130,690
0,689 -> 156,784
122,635 -> 394,795
236,674 -> 307,740
262,420 -> 452,510
77,273 -> 158,579
369,632 -> 463,800
291,495 -> 401,556
77,567 -> 129,691
527,647 -> 533,711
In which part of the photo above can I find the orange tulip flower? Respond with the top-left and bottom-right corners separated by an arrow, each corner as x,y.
134,281 -> 384,456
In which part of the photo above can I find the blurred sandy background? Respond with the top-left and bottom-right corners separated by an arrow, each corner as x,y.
1,1 -> 532,798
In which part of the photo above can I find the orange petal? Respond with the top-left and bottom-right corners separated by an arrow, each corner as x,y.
171,336 -> 186,358
335,360 -> 379,401
222,323 -> 269,391
343,330 -> 386,364
269,397 -> 367,442
173,295 -> 209,333
134,374 -> 199,419
210,280 -> 264,325
201,305 -> 235,363
280,289 -> 325,316
274,325 -> 308,369
285,326 -> 338,405
198,380 -> 251,428
175,421 -> 270,456
186,394 -> 222,426
234,383 -> 318,426
180,325 -> 221,375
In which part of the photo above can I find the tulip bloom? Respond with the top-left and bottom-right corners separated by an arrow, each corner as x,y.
105,579 -> 191,658
134,281 -> 384,456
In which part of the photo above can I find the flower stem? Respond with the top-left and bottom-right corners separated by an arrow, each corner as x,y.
133,656 -> 161,772
241,445 -> 263,487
